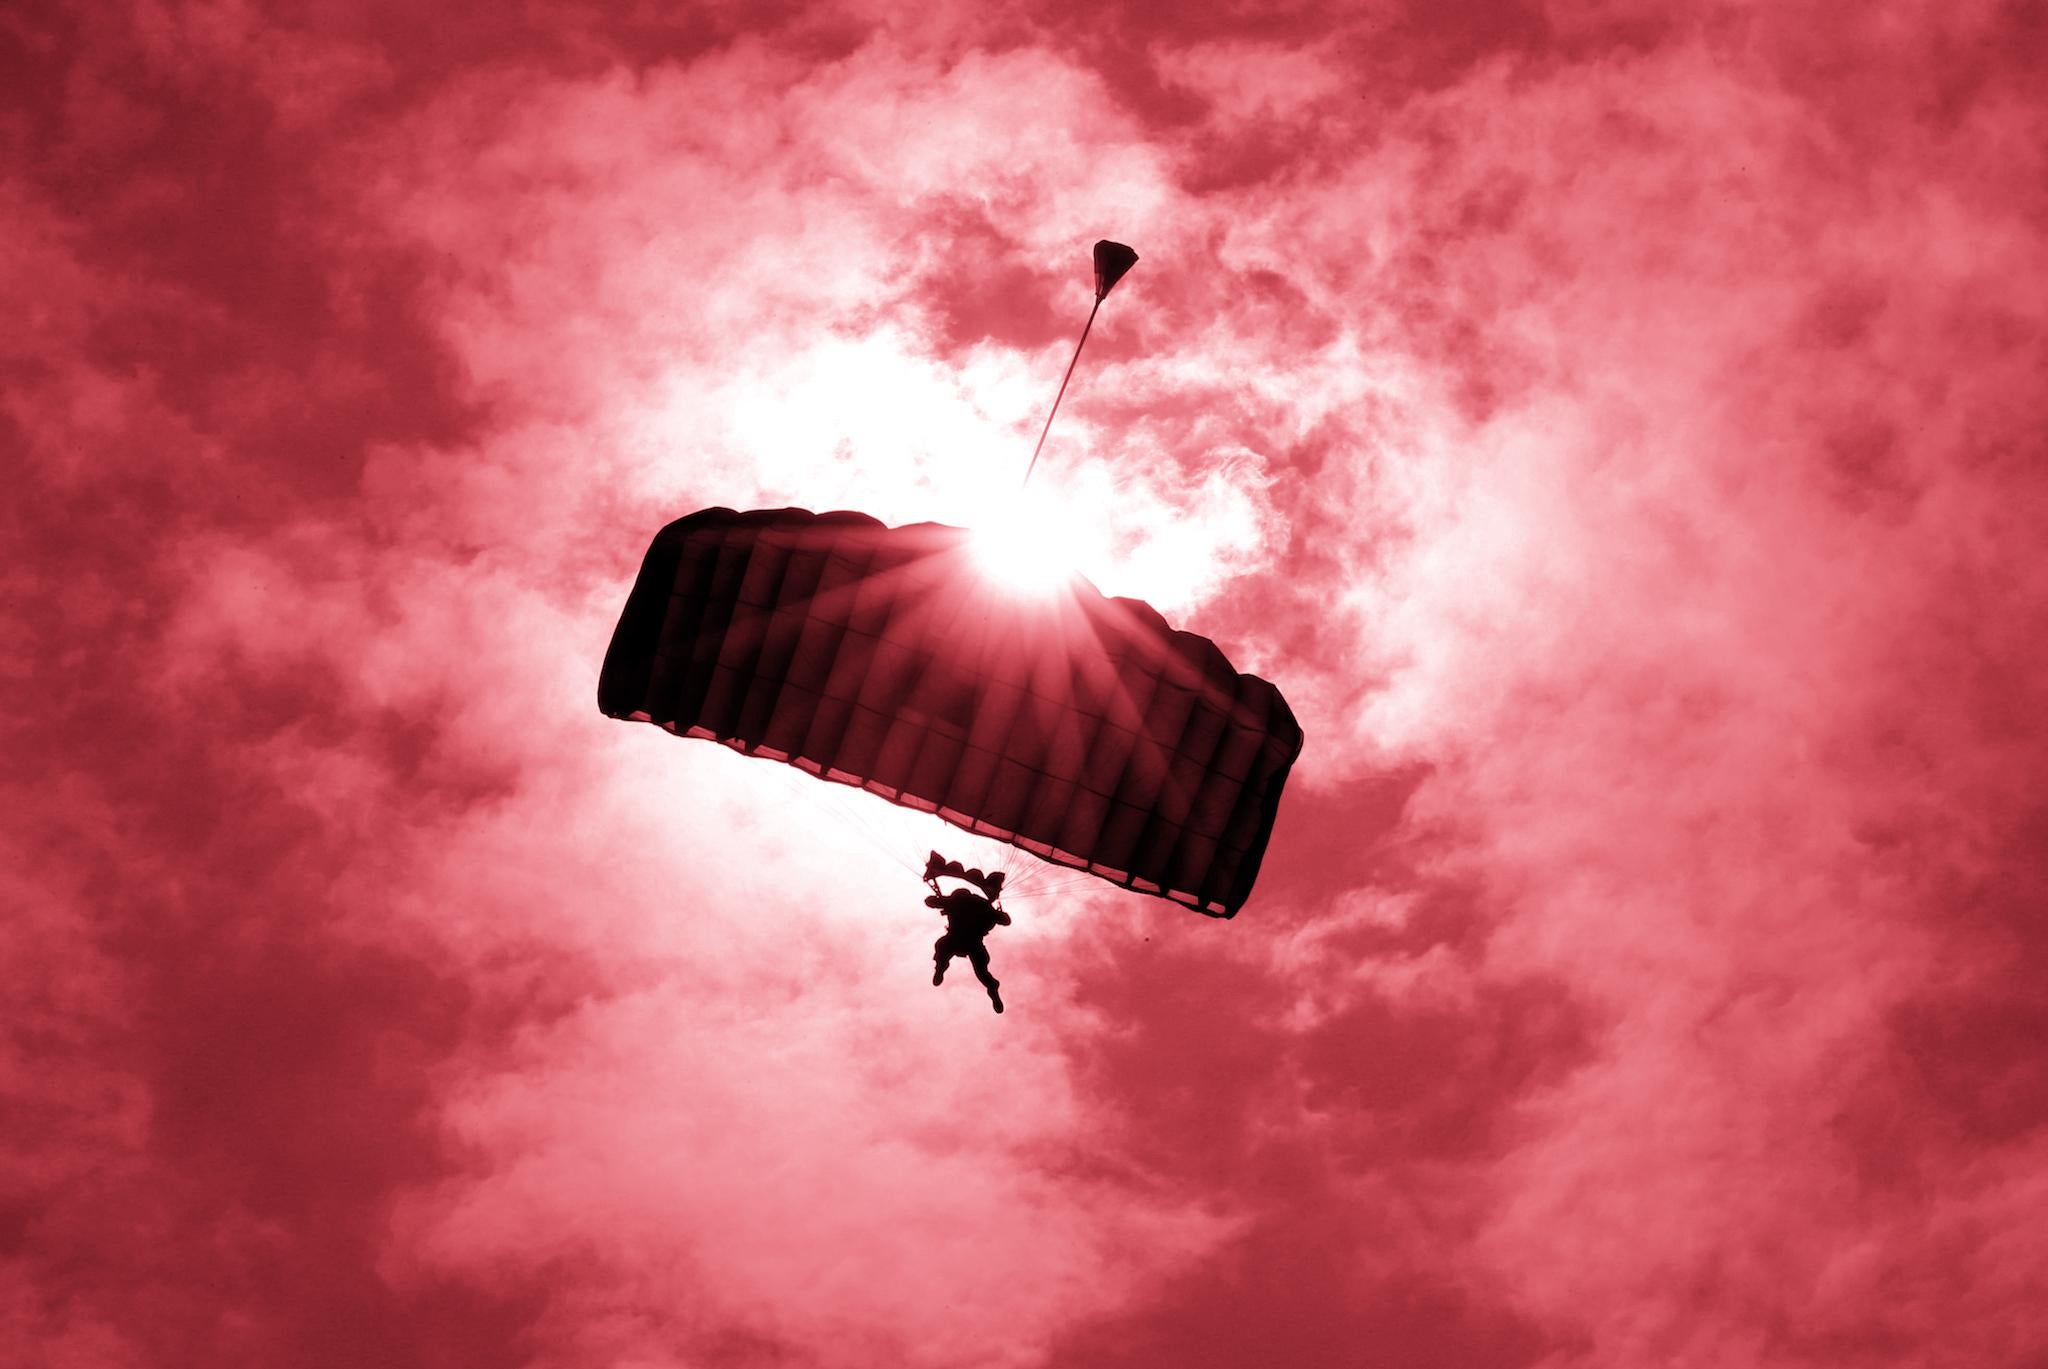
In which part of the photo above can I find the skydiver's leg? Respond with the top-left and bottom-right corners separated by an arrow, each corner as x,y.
932,935 -> 953,986
967,943 -> 1002,1013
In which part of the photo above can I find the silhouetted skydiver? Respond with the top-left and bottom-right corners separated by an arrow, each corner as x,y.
923,851 -> 1009,1013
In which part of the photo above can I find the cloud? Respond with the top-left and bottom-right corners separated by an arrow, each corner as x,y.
11,1 -> 2048,1367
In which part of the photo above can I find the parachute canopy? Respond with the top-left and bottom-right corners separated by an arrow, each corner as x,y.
598,507 -> 1302,916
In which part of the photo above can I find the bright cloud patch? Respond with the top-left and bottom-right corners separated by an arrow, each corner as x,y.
11,3 -> 2048,1369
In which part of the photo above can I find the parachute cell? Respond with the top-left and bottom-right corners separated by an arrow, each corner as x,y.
598,507 -> 1302,916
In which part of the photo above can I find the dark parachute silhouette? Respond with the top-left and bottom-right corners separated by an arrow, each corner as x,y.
598,507 -> 1302,916
1092,240 -> 1138,299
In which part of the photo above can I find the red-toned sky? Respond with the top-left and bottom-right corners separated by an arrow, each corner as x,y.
9,1 -> 2048,1365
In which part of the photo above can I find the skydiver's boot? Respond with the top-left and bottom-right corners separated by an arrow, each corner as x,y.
988,982 -> 1003,1014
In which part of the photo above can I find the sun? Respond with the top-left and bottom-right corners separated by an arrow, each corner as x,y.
969,494 -> 1091,596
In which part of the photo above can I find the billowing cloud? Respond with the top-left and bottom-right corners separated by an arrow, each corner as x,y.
10,1 -> 2048,1367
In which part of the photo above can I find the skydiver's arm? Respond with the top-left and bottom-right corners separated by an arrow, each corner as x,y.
992,909 -> 1011,925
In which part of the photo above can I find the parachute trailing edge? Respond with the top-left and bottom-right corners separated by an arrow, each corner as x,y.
598,507 -> 1301,916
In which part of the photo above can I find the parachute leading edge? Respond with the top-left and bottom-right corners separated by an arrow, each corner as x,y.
598,506 -> 1302,917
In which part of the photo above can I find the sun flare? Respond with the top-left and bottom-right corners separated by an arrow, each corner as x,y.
970,497 -> 1091,595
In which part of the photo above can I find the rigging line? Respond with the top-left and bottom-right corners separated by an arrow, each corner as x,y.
1020,294 -> 1103,488
991,855 -> 1048,893
1004,874 -> 1109,899
835,801 -> 927,878
997,857 -> 1077,896
1026,866 -> 1124,890
1007,860 -> 1090,894
780,770 -> 922,878
1006,882 -> 1098,899
1002,837 -> 1098,891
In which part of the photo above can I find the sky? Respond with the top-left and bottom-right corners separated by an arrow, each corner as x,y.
7,1 -> 2048,1366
